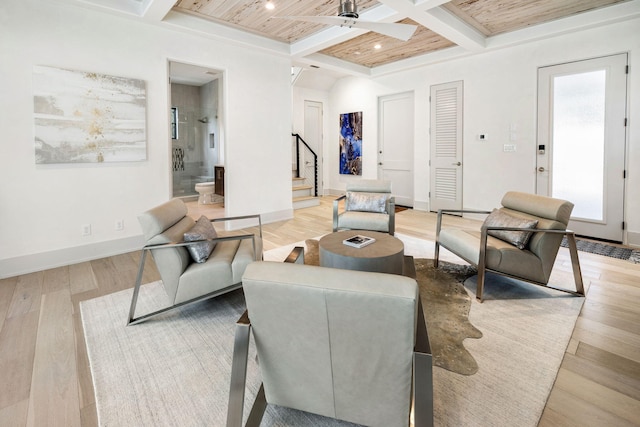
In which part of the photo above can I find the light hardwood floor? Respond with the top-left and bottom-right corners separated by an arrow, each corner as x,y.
0,197 -> 638,426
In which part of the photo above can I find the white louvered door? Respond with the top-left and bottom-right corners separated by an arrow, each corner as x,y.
430,81 -> 463,212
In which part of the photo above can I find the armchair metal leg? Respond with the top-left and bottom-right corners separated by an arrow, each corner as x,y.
245,384 -> 267,427
227,311 -> 252,427
127,249 -> 148,325
476,265 -> 486,303
434,210 -> 444,268
565,232 -> 585,296
476,229 -> 488,302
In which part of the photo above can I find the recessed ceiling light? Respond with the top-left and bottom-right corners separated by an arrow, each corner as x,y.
265,0 -> 275,10
374,44 -> 382,49
354,51 -> 361,55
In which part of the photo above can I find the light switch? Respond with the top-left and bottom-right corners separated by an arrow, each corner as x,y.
503,144 -> 516,152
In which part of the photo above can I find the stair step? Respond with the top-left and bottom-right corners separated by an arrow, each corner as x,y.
292,177 -> 306,186
293,186 -> 313,198
293,196 -> 320,210
293,184 -> 313,191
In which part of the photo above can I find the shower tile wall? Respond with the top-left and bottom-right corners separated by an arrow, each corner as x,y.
171,83 -> 217,197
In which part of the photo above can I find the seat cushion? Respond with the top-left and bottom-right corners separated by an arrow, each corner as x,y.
439,229 -> 546,283
175,236 -> 263,304
338,211 -> 390,232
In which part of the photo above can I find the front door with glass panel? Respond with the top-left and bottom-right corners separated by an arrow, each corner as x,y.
537,54 -> 628,242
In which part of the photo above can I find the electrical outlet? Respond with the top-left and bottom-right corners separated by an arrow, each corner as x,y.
82,224 -> 92,236
115,219 -> 124,231
503,144 -> 517,152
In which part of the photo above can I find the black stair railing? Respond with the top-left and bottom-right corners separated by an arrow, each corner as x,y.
292,133 -> 318,197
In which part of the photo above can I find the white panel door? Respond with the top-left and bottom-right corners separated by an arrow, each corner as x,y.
304,100 -> 323,195
378,91 -> 414,207
537,54 -> 627,242
430,81 -> 463,213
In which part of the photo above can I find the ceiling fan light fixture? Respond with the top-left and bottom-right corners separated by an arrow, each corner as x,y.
339,0 -> 358,19
265,0 -> 275,10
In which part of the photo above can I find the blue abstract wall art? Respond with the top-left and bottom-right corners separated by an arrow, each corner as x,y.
339,111 -> 362,175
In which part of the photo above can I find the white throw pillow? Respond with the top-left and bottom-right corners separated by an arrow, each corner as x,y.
345,192 -> 389,213
184,215 -> 217,263
482,209 -> 538,250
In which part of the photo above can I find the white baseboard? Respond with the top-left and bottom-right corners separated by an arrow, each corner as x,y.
0,209 -> 296,279
412,200 -> 429,211
627,231 -> 640,248
0,235 -> 145,279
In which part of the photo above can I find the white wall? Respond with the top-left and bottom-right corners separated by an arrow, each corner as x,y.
0,0 -> 293,278
319,18 -> 640,246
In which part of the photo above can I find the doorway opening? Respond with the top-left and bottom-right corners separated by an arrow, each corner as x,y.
169,61 -> 224,200
537,54 -> 628,242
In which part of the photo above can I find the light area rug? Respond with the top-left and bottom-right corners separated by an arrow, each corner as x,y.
81,234 -> 585,427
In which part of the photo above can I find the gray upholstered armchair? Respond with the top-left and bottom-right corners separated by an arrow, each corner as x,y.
333,179 -> 395,235
435,191 -> 584,302
227,257 -> 433,427
128,198 -> 262,325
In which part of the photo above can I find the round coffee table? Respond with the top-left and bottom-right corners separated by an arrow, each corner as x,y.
319,230 -> 404,275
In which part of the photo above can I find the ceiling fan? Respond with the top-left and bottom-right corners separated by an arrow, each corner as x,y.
277,0 -> 418,42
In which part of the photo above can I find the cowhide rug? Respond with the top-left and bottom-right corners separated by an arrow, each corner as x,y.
303,239 -> 482,375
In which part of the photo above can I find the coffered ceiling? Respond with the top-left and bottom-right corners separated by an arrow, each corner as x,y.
67,0 -> 639,77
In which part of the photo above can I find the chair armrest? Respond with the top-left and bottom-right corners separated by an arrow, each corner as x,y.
284,246 -> 305,264
415,298 -> 430,355
143,233 -> 257,251
413,297 -> 434,427
211,214 -> 262,238
435,209 -> 491,238
478,226 -> 578,269
388,196 -> 396,235
333,195 -> 346,232
227,309 -> 252,427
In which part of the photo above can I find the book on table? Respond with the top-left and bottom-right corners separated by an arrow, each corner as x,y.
343,235 -> 376,248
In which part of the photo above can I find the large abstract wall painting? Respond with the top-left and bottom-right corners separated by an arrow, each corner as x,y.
33,65 -> 147,164
339,111 -> 362,175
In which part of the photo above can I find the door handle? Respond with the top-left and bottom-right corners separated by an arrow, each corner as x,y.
452,162 -> 461,166
538,167 -> 545,172
379,162 -> 383,165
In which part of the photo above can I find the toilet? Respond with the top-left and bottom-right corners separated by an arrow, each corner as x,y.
195,182 -> 216,204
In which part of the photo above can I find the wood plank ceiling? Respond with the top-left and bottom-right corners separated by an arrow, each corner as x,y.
173,0 -> 630,69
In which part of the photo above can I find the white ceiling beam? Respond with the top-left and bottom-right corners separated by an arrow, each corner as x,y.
66,0 -> 142,17
290,3 -> 411,58
369,0 -> 640,76
298,53 -> 373,77
291,26 -> 370,58
141,0 -> 175,21
377,0 -> 485,51
485,0 -> 640,50
370,44 -> 470,76
162,11 -> 291,56
413,0 -> 451,9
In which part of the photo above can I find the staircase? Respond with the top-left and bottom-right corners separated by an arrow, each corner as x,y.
291,133 -> 320,210
292,176 -> 320,209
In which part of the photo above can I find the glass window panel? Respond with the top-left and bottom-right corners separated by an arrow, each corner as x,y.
552,70 -> 606,221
